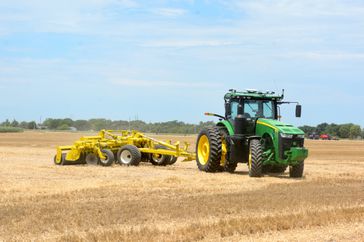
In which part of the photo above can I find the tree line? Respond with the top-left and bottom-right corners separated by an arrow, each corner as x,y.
299,123 -> 364,139
1,118 -> 363,138
0,118 -> 215,134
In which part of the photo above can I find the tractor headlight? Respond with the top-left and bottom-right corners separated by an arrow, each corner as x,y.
280,133 -> 293,139
297,134 -> 305,139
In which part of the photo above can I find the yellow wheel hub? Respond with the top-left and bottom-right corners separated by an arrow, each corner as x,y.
197,135 -> 210,165
220,138 -> 227,167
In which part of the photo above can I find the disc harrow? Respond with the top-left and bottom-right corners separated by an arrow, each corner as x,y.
54,130 -> 195,166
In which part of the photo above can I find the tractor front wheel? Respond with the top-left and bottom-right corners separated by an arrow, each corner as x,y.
196,127 -> 222,172
248,139 -> 263,177
289,161 -> 304,178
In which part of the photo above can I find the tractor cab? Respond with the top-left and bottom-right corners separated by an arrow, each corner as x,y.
196,89 -> 308,178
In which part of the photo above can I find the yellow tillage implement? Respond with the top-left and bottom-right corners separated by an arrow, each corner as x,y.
54,130 -> 195,166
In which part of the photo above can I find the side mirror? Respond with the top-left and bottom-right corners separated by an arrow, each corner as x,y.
295,104 -> 302,118
237,104 -> 243,115
225,102 -> 231,117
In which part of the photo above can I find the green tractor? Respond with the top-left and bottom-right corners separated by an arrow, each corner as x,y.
196,89 -> 308,178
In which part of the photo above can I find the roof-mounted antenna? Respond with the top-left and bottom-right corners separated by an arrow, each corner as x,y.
281,89 -> 285,98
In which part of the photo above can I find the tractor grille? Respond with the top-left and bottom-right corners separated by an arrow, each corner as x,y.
279,135 -> 304,159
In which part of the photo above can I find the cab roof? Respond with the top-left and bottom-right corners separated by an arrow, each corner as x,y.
224,89 -> 284,101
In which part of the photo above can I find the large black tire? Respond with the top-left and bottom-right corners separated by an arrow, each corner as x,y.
117,145 -> 141,166
150,145 -> 171,166
196,127 -> 222,172
99,149 -> 114,167
85,153 -> 99,165
56,153 -> 85,166
289,161 -> 304,178
248,139 -> 263,177
219,128 -> 237,173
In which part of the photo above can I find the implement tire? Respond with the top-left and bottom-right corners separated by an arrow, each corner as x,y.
289,161 -> 304,178
248,139 -> 263,177
150,145 -> 171,166
196,127 -> 222,172
117,145 -> 141,166
99,149 -> 114,166
85,153 -> 99,165
168,156 -> 178,165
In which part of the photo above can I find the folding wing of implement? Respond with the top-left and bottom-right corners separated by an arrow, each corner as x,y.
54,130 -> 195,166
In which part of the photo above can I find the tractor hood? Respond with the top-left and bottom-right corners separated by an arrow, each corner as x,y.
257,118 -> 305,135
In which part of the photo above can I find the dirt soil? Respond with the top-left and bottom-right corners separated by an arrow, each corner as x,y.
0,131 -> 364,241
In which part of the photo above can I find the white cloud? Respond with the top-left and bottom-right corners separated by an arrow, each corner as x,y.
227,0 -> 364,17
112,80 -> 223,88
278,51 -> 364,61
142,40 -> 237,48
152,8 -> 187,17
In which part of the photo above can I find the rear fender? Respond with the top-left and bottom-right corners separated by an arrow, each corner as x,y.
216,120 -> 234,135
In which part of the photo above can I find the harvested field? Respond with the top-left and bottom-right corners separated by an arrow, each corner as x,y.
0,131 -> 364,241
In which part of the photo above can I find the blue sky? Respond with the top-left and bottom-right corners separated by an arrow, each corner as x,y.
0,0 -> 363,126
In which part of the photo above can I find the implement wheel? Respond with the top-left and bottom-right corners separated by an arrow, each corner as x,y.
117,145 -> 141,166
289,161 -> 304,178
248,139 -> 263,177
99,149 -> 114,166
85,153 -> 99,166
168,156 -> 178,165
150,145 -> 171,166
196,127 -> 222,172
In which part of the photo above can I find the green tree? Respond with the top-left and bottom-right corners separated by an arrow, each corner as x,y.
2,119 -> 11,126
57,124 -> 70,130
11,119 -> 19,127
73,120 -> 91,131
19,121 -> 29,129
338,124 -> 352,138
316,123 -> 329,134
349,125 -> 361,139
27,121 -> 37,129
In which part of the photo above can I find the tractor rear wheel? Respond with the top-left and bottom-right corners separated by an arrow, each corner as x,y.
150,145 -> 171,166
289,161 -> 304,178
99,149 -> 114,166
196,127 -> 221,172
248,139 -> 263,177
117,145 -> 141,166
219,128 -> 237,173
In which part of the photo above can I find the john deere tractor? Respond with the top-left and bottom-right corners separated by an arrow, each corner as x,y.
196,89 -> 308,178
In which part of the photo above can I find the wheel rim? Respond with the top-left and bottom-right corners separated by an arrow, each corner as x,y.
220,138 -> 227,167
152,154 -> 163,164
197,135 -> 210,165
120,150 -> 132,164
100,153 -> 109,164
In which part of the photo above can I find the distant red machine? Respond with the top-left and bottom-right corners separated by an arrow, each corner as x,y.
320,134 -> 331,140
